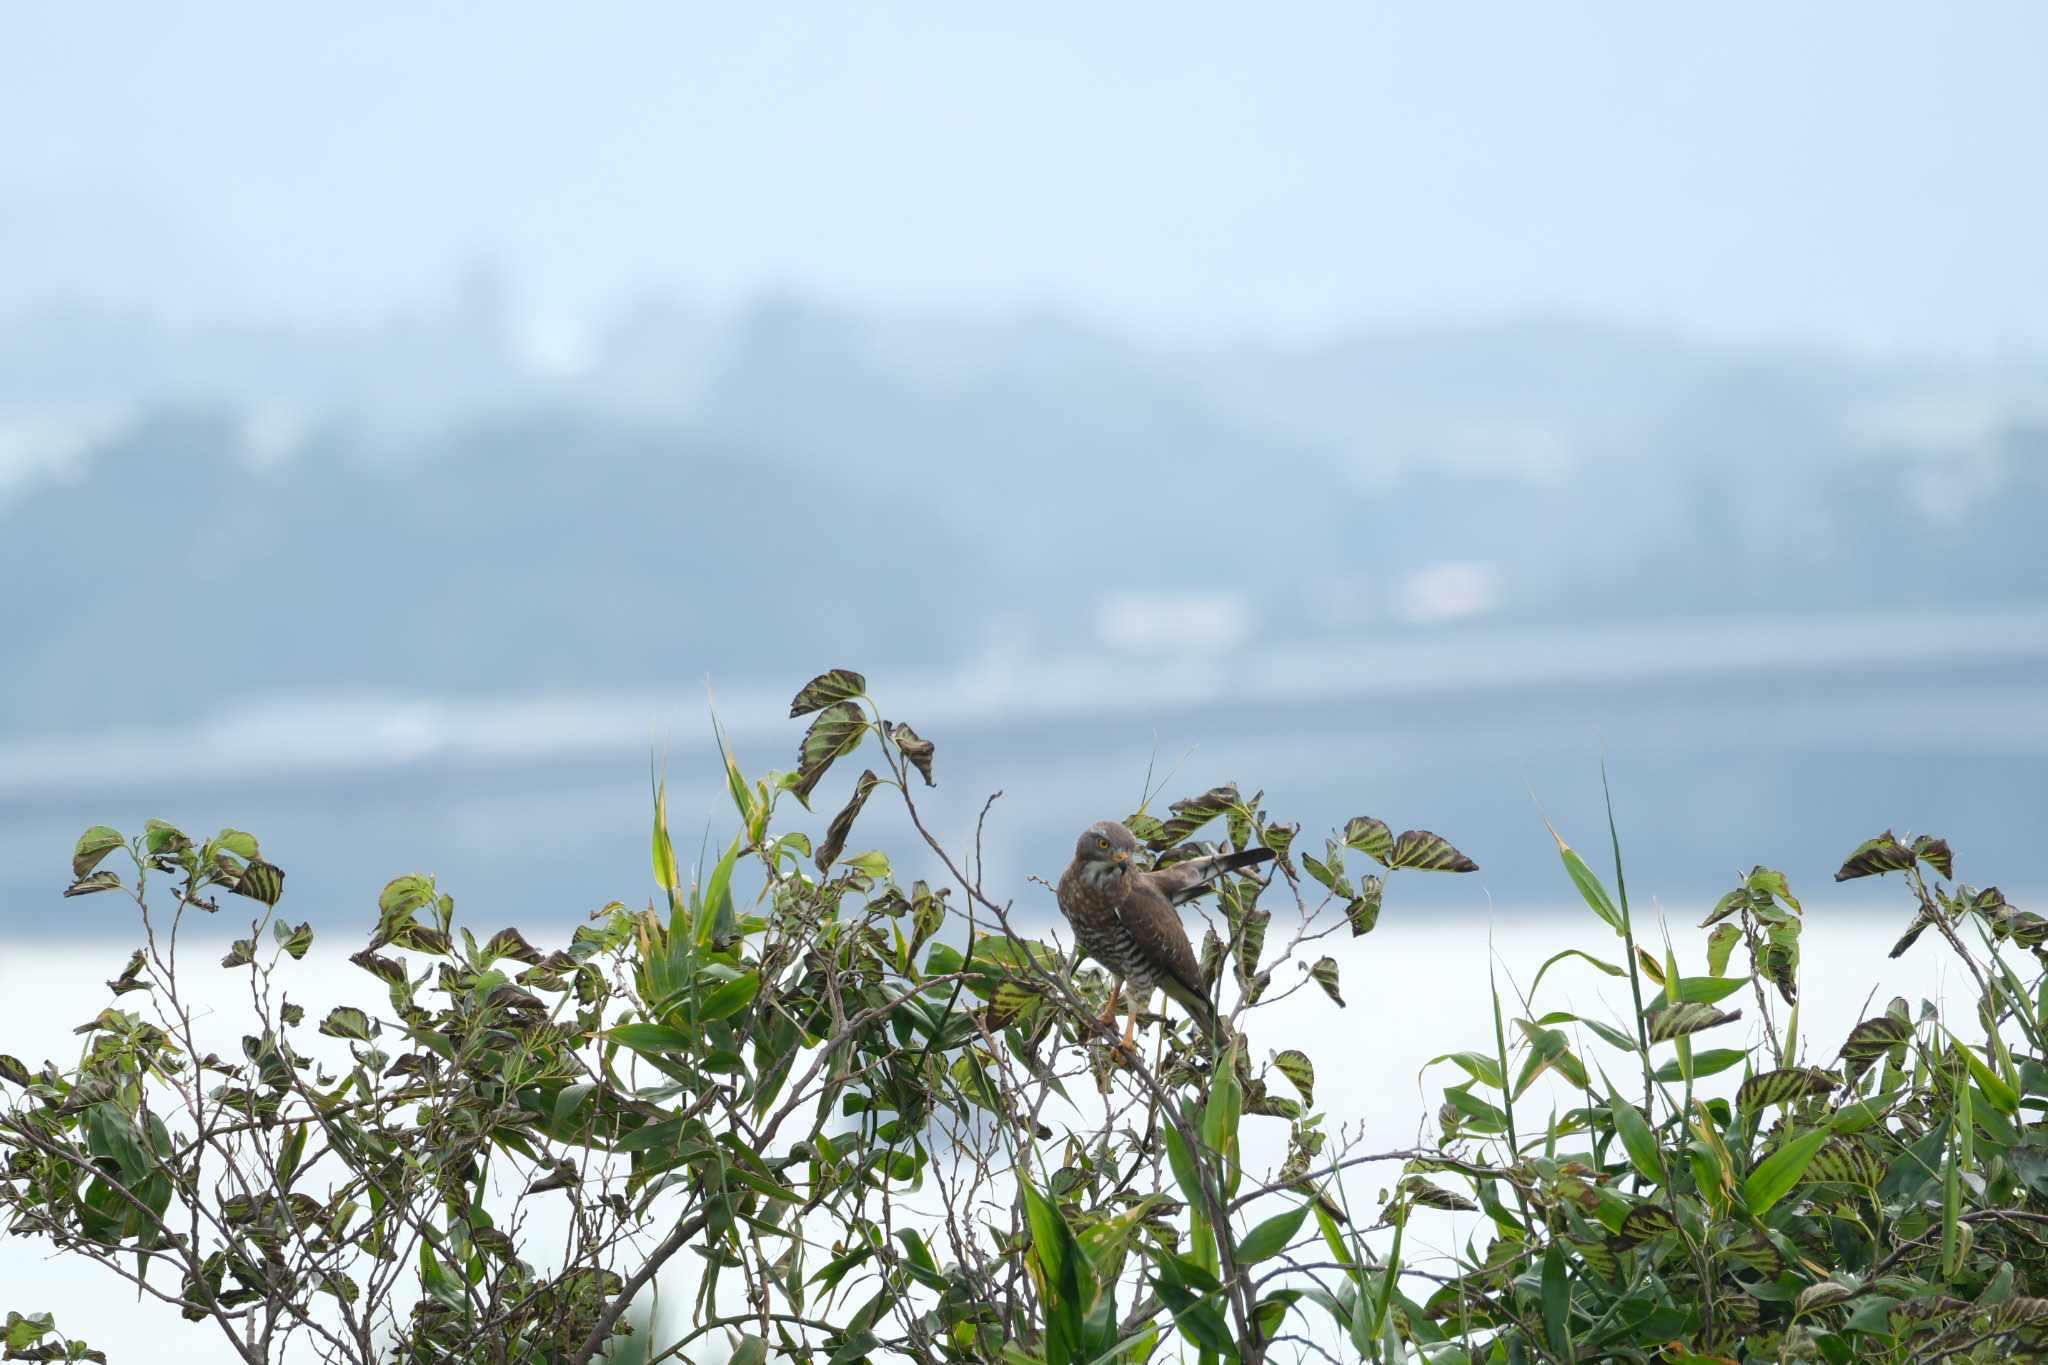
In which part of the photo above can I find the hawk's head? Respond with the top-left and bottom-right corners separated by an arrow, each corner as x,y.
1073,820 -> 1139,886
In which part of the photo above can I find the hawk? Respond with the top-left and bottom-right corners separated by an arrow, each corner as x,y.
1056,819 -> 1274,1050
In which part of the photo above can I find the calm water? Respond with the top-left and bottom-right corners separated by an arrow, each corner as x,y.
3,606 -> 2043,937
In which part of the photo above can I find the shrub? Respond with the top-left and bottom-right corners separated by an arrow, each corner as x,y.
1,671 -> 2039,1363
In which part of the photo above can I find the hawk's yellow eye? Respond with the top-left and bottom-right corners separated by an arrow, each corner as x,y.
1097,838 -> 1109,850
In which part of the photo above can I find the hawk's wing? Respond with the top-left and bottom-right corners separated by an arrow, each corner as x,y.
1142,846 -> 1275,906
1114,876 -> 1214,1029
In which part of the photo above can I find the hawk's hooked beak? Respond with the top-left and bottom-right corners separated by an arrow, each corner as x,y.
1113,850 -> 1130,876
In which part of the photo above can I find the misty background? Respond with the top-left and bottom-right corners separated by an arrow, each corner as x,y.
4,3 -> 2046,938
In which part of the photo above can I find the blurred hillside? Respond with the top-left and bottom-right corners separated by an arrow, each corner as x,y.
6,284 -> 2046,735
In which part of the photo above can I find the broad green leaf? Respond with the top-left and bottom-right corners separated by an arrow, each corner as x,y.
1838,1014 -> 1913,1083
1272,1049 -> 1315,1107
1745,865 -> 1801,912
889,721 -> 935,786
64,871 -> 121,897
1387,828 -> 1478,873
318,1006 -> 377,1041
215,828 -> 260,860
72,826 -> 124,878
1647,1002 -> 1739,1043
1738,1067 -> 1840,1111
1345,878 -> 1383,937
788,669 -> 866,717
1804,1137 -> 1885,1187
1912,834 -> 1954,880
815,769 -> 880,872
234,859 -> 286,906
792,702 -> 867,802
1142,784 -> 1241,851
1705,923 -> 1741,977
272,920 -> 314,960
1342,815 -> 1394,863
1744,1127 -> 1828,1214
1834,833 -> 1916,882
1308,956 -> 1344,1007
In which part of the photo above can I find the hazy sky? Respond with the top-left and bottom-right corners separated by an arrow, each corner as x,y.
6,3 -> 2046,357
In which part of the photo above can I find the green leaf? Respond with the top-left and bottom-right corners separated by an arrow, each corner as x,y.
607,1023 -> 697,1054
220,938 -> 256,968
1541,1243 -> 1570,1358
1548,826 -> 1622,933
1647,1001 -> 1739,1043
1342,816 -> 1394,864
272,920 -> 314,960
379,873 -> 437,918
234,859 -> 286,906
1738,1067 -> 1840,1111
1607,1086 -> 1664,1185
1705,922 -> 1741,977
1804,1137 -> 1886,1187
889,721 -> 936,787
64,871 -> 122,897
1838,1014 -> 1913,1083
72,826 -> 125,879
1272,1050 -> 1315,1107
1147,784 -> 1240,850
815,769 -> 879,872
1744,1127 -> 1829,1214
1529,947 -> 1626,997
700,970 -> 761,1022
1237,1202 -> 1309,1264
142,818 -> 192,856
318,1006 -> 377,1041
1912,834 -> 1954,880
1644,974 -> 1750,1012
1746,865 -> 1802,912
1655,1048 -> 1747,1081
1835,833 -> 1917,882
1386,828 -> 1478,872
1422,1050 -> 1506,1090
1309,956 -> 1344,1007
788,669 -> 867,717
792,702 -> 868,802
215,828 -> 260,860
1949,1031 -> 2020,1115
1345,877 -> 1383,936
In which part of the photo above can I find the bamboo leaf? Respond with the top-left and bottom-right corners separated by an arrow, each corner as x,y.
1237,1203 -> 1309,1264
1743,1127 -> 1828,1214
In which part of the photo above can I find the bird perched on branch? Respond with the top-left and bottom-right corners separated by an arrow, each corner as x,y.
1056,819 -> 1274,1052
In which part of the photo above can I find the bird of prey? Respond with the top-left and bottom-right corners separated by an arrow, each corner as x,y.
1056,819 -> 1275,1051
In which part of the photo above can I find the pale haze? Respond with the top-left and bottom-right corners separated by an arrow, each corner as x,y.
5,3 -> 2047,356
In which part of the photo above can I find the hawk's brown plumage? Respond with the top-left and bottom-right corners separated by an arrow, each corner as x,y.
1055,819 -> 1274,1041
